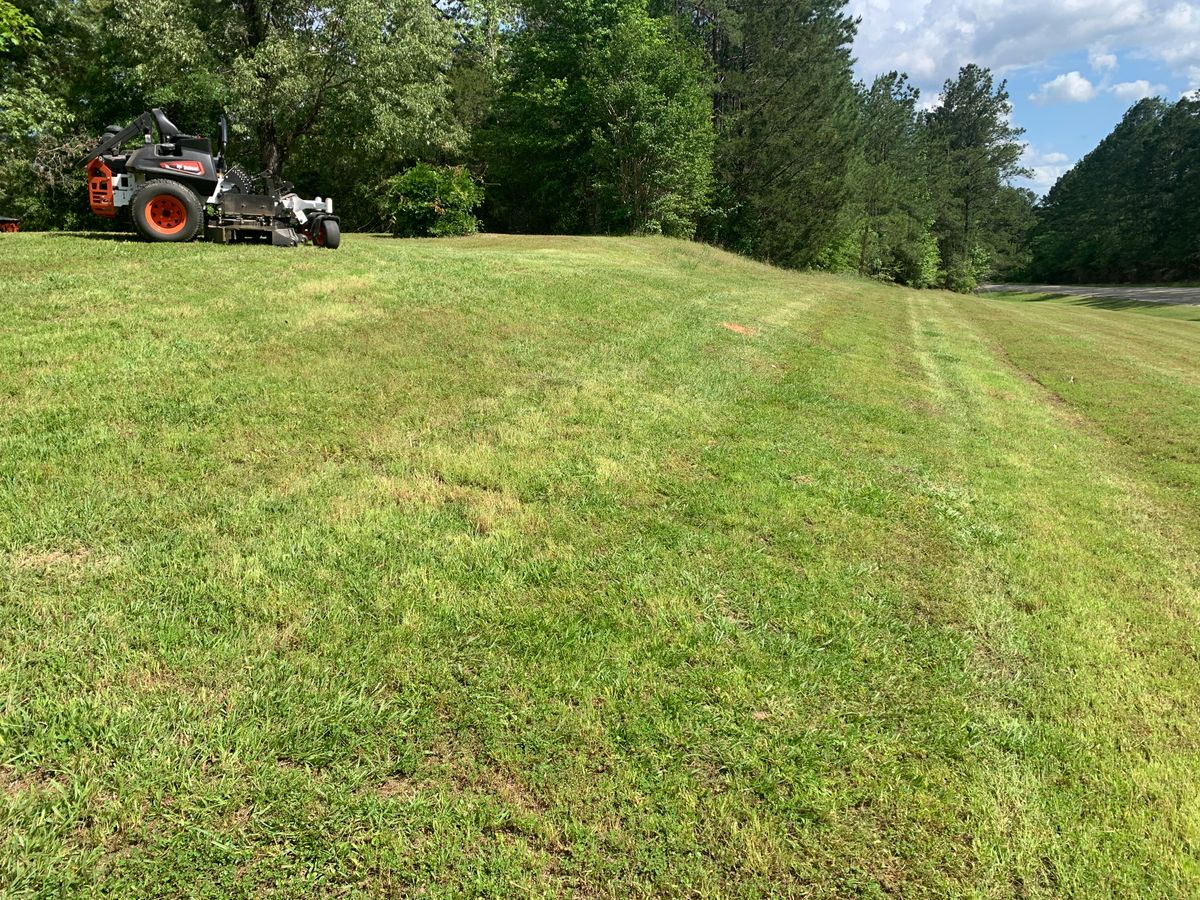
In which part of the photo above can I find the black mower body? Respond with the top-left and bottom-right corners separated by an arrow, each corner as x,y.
83,108 -> 218,194
122,139 -> 219,197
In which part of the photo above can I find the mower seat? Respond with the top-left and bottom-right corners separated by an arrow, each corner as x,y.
151,109 -> 183,141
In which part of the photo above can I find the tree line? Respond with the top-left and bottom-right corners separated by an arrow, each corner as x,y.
1027,96 -> 1200,284
2,0 -> 1033,290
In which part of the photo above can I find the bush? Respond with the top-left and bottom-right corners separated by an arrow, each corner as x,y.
940,245 -> 991,293
378,164 -> 483,237
812,228 -> 862,274
892,226 -> 941,289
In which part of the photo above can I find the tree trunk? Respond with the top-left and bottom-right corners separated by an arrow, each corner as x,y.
259,124 -> 285,177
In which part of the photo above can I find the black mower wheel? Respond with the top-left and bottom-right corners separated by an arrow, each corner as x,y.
314,218 -> 340,249
131,179 -> 203,243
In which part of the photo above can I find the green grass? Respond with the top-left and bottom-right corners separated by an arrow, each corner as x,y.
2,234 -> 1198,897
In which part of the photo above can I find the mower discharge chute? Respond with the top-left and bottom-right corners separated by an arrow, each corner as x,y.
82,109 -> 340,248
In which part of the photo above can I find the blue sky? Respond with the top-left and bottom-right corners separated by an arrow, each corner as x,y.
846,0 -> 1200,195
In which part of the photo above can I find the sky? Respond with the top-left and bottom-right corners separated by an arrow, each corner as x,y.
846,0 -> 1200,195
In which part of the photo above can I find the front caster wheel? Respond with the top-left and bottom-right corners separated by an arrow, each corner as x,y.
313,217 -> 340,249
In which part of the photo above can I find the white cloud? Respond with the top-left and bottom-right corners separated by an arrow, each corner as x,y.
848,0 -> 1200,94
1031,71 -> 1098,103
1089,45 -> 1118,72
1021,147 -> 1073,195
1110,79 -> 1166,100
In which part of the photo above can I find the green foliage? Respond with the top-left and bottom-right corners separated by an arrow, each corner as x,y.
940,243 -> 990,293
925,65 -> 1029,290
905,227 -> 942,288
0,62 -> 92,229
481,0 -> 713,237
985,184 -> 1037,280
0,0 -> 38,51
1029,96 -> 1200,283
444,0 -> 513,140
5,0 -> 462,226
805,71 -> 996,290
812,228 -> 861,274
835,73 -> 940,287
586,19 -> 714,236
0,0 -> 1039,279
378,163 -> 484,237
703,0 -> 860,267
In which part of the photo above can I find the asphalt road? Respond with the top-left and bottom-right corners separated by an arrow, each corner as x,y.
981,283 -> 1200,306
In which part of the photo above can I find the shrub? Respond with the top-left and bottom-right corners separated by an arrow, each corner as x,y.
812,228 -> 862,274
892,226 -> 941,289
378,164 -> 483,237
940,245 -> 991,293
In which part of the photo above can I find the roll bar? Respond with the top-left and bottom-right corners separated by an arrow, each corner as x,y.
81,108 -> 186,164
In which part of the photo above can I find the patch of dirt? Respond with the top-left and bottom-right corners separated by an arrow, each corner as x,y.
271,620 -> 303,651
379,472 -> 534,536
11,547 -> 91,570
2,766 -> 65,797
720,322 -> 760,336
376,776 -> 419,801
122,666 -> 182,694
476,768 -> 548,815
8,547 -> 121,577
295,274 -> 376,299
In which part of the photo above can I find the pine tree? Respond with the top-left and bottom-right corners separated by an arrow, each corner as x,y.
924,64 -> 1028,290
1030,99 -> 1167,282
706,0 -> 859,267
842,72 -> 939,285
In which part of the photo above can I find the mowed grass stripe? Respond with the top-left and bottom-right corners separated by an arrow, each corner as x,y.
1,235 -> 1197,897
898,291 -> 1199,893
964,294 -> 1200,532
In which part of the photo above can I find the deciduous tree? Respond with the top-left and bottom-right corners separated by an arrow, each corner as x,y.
482,0 -> 713,236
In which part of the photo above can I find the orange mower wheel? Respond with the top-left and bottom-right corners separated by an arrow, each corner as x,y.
148,195 -> 188,235
131,180 -> 202,242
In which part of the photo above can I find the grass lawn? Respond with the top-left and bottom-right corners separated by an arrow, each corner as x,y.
2,234 -> 1198,897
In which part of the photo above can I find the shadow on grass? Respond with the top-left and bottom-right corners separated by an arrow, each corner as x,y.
982,290 -> 1200,319
42,231 -> 136,242
979,291 -> 1065,303
1065,296 -> 1200,318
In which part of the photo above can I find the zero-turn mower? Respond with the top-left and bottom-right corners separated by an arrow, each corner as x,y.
82,109 -> 340,248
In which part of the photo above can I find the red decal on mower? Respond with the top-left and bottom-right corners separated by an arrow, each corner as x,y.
158,160 -> 205,176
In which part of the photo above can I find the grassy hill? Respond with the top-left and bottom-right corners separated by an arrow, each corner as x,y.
2,234 -> 1198,897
